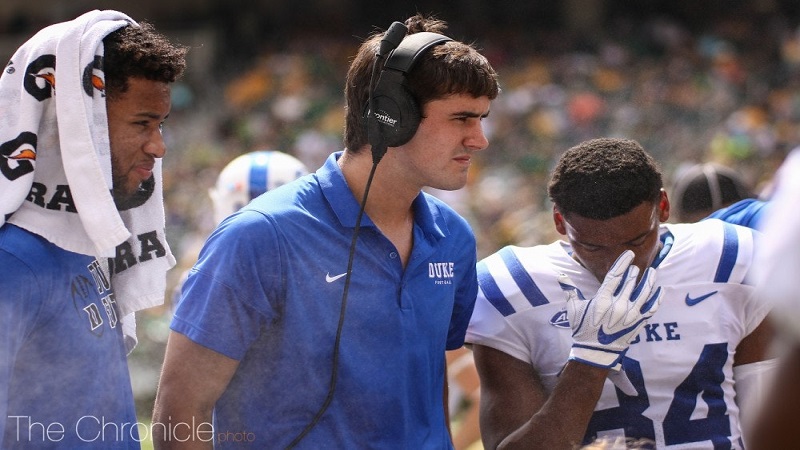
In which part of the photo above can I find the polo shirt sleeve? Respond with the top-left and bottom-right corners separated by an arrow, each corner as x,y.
445,230 -> 478,350
170,210 -> 283,360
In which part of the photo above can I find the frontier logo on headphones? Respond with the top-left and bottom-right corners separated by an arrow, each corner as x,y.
373,109 -> 398,128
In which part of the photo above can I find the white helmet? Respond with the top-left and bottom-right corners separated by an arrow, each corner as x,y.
209,150 -> 308,224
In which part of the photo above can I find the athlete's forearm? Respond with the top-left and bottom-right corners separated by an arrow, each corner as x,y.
499,361 -> 608,450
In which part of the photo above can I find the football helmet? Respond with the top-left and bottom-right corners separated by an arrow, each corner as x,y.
209,150 -> 308,223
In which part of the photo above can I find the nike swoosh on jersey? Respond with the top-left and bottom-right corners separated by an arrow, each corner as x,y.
685,290 -> 719,306
597,318 -> 648,345
325,272 -> 347,283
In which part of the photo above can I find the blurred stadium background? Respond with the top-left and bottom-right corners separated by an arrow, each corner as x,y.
3,0 -> 800,445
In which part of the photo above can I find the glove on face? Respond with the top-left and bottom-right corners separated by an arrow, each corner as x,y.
559,250 -> 663,369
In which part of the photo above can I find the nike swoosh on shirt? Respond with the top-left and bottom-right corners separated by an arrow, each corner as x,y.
326,272 -> 347,283
685,290 -> 719,306
597,318 -> 648,345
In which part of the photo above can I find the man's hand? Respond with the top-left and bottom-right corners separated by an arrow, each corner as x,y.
559,250 -> 663,368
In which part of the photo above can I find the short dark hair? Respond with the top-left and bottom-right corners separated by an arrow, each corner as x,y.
103,21 -> 188,99
343,14 -> 500,152
548,138 -> 663,219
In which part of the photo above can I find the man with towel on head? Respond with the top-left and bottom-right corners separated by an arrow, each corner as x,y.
0,10 -> 186,448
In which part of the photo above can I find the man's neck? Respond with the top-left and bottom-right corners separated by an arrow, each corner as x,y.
338,148 -> 417,266
338,148 -> 419,223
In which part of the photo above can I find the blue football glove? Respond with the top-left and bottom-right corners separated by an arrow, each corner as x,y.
559,250 -> 663,369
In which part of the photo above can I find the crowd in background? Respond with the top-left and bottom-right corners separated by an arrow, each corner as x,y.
153,10 -> 800,419
4,2 -> 800,433
159,8 -> 798,264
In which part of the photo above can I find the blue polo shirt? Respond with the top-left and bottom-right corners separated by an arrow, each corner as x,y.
171,152 -> 478,448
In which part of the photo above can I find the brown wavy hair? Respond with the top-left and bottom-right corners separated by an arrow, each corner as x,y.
343,13 -> 499,153
103,21 -> 188,99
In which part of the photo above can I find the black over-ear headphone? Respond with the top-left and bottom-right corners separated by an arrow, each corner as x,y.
366,30 -> 453,155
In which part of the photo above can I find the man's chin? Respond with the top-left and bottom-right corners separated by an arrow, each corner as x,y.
113,176 -> 155,211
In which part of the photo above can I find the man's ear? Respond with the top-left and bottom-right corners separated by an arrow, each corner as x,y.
659,189 -> 670,222
553,206 -> 567,235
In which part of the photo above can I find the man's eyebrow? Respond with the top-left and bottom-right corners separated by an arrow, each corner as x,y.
453,109 -> 490,118
624,230 -> 651,244
586,229 -> 651,248
567,226 -> 651,248
135,112 -> 170,120
573,237 -> 601,248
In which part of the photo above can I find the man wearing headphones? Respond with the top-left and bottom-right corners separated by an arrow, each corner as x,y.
153,14 -> 499,448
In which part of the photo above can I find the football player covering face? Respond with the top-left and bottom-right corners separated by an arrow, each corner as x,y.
553,190 -> 670,282
107,76 -> 171,210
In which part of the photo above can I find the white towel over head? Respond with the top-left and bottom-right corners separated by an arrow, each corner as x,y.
0,9 -> 176,351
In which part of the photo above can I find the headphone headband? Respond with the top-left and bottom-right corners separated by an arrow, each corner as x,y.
384,32 -> 452,73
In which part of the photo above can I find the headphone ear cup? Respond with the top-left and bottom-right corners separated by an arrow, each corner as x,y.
368,70 -> 421,149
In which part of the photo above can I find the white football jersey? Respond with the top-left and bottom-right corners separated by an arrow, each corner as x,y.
467,219 -> 768,449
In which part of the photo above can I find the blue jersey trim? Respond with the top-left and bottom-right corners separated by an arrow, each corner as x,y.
477,260 -> 515,317
249,152 -> 269,200
651,230 -> 674,269
714,223 -> 739,283
499,247 -> 549,308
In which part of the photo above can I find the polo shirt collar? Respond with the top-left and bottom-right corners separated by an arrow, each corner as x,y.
317,152 -> 448,240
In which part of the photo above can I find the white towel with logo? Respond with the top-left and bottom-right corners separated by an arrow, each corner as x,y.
0,10 -> 175,351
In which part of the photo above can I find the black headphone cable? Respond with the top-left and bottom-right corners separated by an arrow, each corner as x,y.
284,22 -> 407,449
